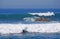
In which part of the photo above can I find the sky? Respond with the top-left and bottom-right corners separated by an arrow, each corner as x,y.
0,0 -> 60,9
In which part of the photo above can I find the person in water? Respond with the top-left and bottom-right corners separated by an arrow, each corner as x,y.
22,27 -> 28,34
22,29 -> 28,33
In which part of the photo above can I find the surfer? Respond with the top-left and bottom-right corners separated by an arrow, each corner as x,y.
22,29 -> 28,34
22,27 -> 28,34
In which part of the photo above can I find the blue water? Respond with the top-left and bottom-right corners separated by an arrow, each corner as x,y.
0,33 -> 60,39
0,9 -> 60,39
0,9 -> 60,14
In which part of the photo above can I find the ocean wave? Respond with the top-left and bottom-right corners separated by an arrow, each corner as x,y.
28,12 -> 55,16
0,22 -> 60,34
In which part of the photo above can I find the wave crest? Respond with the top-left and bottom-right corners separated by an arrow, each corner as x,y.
28,12 -> 55,16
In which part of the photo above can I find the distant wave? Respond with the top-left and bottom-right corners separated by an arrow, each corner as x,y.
23,17 -> 36,22
0,22 -> 60,34
28,12 -> 55,16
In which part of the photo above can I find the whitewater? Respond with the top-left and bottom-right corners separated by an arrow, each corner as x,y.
0,22 -> 60,34
29,12 -> 55,16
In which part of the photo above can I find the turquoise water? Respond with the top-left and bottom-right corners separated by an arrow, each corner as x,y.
0,13 -> 60,23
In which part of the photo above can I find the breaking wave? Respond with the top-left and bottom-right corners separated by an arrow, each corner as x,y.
0,22 -> 60,34
28,12 -> 55,16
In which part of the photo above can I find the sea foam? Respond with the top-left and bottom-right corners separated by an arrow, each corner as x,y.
0,22 -> 60,34
29,12 -> 55,16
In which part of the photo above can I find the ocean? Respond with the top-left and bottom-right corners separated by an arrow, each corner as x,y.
0,9 -> 60,39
